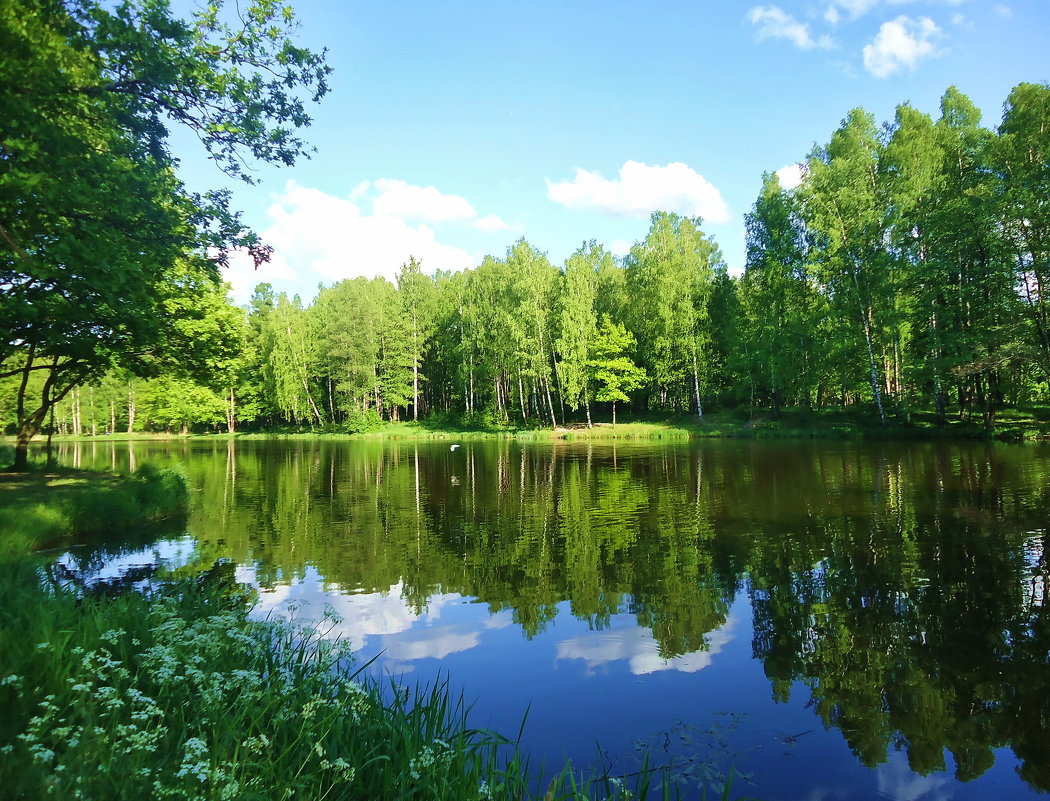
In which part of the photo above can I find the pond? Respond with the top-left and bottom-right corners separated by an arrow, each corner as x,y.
53,438 -> 1049,800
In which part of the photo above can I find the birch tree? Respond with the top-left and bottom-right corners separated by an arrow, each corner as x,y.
556,242 -> 605,426
626,212 -> 719,417
803,109 -> 892,426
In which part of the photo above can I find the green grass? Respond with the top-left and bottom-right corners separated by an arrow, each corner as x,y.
11,401 -> 1050,447
0,463 -> 189,561
0,563 -> 711,801
200,404 -> 1050,443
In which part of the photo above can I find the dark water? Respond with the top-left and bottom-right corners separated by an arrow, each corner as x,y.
53,438 -> 1050,800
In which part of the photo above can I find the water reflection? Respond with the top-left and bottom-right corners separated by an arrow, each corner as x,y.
556,615 -> 737,675
54,438 -> 1050,799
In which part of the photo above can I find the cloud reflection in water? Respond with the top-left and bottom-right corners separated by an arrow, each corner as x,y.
556,613 -> 737,675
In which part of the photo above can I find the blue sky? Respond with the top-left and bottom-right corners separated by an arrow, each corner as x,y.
173,0 -> 1049,303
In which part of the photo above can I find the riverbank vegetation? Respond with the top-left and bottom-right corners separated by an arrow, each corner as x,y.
0,462 -> 189,562
0,560 -> 681,801
5,82 -> 1048,449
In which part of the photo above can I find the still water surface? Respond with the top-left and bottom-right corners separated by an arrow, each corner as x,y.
55,438 -> 1049,800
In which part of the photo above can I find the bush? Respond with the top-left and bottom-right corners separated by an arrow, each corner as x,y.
343,408 -> 384,434
133,464 -> 189,521
0,464 -> 189,557
0,504 -> 70,563
67,465 -> 188,534
0,442 -> 14,470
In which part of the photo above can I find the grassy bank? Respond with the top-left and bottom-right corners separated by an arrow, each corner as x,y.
0,562 -> 683,801
197,409 -> 1050,443
0,462 -> 188,562
13,404 -> 1050,445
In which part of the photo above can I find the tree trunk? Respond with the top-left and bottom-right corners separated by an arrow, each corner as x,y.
12,356 -> 78,471
45,400 -> 55,467
854,271 -> 888,427
543,373 -> 557,428
517,368 -> 527,424
12,349 -> 35,469
692,346 -> 704,422
13,426 -> 33,471
227,386 -> 236,434
412,312 -> 420,421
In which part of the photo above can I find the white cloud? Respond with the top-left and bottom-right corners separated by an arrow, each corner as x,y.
251,579 -> 422,650
876,751 -> 953,801
546,160 -> 730,224
775,163 -> 805,191
862,15 -> 941,78
382,625 -> 480,661
371,178 -> 477,222
224,245 -> 300,304
223,179 -> 517,303
826,0 -> 963,23
826,0 -> 880,20
747,5 -> 834,49
994,4 -> 1012,18
556,614 -> 736,676
473,213 -> 514,232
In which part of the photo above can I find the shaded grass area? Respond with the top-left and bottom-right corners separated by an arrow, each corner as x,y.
0,561 -> 695,801
0,461 -> 189,562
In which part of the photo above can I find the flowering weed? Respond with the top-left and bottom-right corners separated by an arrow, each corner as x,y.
0,562 -> 678,800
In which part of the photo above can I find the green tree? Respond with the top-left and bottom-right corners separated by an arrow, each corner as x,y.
270,293 -> 323,425
556,242 -> 605,426
397,257 -> 437,421
803,109 -> 894,426
625,212 -> 721,418
997,83 -> 1050,383
742,172 -> 818,416
587,316 -> 647,426
0,0 -> 329,468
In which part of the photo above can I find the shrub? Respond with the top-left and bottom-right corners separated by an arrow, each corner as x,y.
343,408 -> 384,434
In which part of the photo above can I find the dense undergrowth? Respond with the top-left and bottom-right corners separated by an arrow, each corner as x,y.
0,561 -> 691,801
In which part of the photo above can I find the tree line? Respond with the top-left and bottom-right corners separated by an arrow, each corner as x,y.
4,78 -> 1049,440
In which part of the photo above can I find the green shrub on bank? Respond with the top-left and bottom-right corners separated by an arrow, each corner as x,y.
342,407 -> 384,434
0,465 -> 188,558
0,504 -> 70,563
69,464 -> 188,534
0,566 -> 673,801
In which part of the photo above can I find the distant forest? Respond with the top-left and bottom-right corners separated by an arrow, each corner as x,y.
4,82 -> 1048,436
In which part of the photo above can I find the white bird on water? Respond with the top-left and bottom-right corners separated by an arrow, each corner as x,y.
450,444 -> 460,451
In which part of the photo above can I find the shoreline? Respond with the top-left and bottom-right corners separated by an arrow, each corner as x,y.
9,413 -> 1050,445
